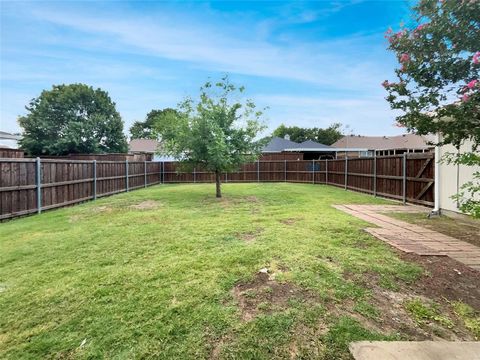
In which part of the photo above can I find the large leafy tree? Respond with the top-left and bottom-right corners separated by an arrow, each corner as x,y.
19,84 -> 128,155
272,123 -> 343,145
155,77 -> 266,198
130,108 -> 178,139
383,0 -> 479,216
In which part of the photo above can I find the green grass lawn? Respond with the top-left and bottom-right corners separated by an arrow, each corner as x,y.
1,183 -> 478,359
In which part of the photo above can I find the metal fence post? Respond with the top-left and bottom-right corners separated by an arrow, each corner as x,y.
373,154 -> 377,197
193,167 -> 196,183
312,160 -> 315,184
257,160 -> 260,182
144,161 -> 147,188
284,159 -> 287,182
402,153 -> 407,204
325,159 -> 328,184
93,160 -> 97,200
125,159 -> 129,192
36,157 -> 42,213
344,156 -> 348,190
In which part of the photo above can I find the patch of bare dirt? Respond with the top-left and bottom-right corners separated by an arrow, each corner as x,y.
342,252 -> 480,341
398,252 -> 480,309
288,321 -> 328,359
91,205 -> 112,213
279,217 -> 302,226
210,335 -> 229,360
68,214 -> 84,223
232,270 -> 315,322
237,228 -> 263,243
129,200 -> 161,210
204,195 -> 260,208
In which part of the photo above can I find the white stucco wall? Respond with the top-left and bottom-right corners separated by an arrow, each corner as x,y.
438,139 -> 479,214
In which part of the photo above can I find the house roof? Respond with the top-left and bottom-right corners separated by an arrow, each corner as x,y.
129,139 -> 160,153
0,131 -> 21,140
297,140 -> 331,149
262,137 -> 300,152
263,137 -> 331,153
331,134 -> 435,150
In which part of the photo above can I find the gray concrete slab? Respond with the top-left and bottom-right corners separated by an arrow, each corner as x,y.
349,341 -> 480,360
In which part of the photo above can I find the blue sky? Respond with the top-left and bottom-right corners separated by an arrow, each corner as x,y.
0,0 -> 415,137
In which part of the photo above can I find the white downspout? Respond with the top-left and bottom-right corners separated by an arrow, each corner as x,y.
431,132 -> 441,215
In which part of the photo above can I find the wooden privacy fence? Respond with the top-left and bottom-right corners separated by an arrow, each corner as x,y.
0,153 -> 434,220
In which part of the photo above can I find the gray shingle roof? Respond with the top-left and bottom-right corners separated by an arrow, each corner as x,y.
263,137 -> 331,152
262,137 -> 299,152
297,140 -> 331,149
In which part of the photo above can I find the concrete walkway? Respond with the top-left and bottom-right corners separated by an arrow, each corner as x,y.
333,204 -> 480,271
350,341 -> 480,360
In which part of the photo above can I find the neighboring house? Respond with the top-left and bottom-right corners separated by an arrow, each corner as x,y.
128,139 -> 176,161
332,134 -> 434,158
0,130 -> 21,149
261,136 -> 334,160
434,137 -> 479,216
0,131 -> 24,158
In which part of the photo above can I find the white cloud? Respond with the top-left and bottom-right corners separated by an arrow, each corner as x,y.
27,5 -> 393,92
1,1 -> 401,136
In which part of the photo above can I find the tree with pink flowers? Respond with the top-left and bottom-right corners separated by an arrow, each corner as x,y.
383,0 -> 479,216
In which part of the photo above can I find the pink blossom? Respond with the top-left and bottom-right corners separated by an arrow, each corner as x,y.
473,52 -> 480,64
400,53 -> 410,63
462,94 -> 470,102
467,79 -> 478,89
415,23 -> 428,31
381,80 -> 390,88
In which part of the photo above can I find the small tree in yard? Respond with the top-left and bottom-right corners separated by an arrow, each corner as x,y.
154,77 -> 266,198
383,0 -> 479,217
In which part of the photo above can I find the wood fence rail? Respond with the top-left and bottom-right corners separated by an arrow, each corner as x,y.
0,153 -> 434,220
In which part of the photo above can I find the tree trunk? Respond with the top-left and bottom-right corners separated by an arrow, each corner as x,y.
215,170 -> 222,198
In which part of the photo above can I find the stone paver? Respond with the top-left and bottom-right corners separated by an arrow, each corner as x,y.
349,341 -> 480,360
333,204 -> 480,271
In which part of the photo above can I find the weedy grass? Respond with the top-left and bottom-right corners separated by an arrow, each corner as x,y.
451,301 -> 480,339
0,183 -> 431,359
404,298 -> 454,329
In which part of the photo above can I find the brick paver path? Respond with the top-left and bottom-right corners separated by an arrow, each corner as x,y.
333,204 -> 480,271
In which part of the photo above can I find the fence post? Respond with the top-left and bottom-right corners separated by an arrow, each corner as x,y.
312,160 -> 315,184
93,160 -> 97,200
125,159 -> 129,192
402,153 -> 407,204
325,159 -> 328,184
344,156 -> 348,190
225,172 -> 228,183
36,157 -> 42,214
161,161 -> 164,184
373,154 -> 377,197
144,161 -> 147,188
257,160 -> 260,182
284,159 -> 287,182
193,167 -> 196,183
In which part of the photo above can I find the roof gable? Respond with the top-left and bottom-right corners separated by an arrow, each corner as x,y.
263,137 -> 331,152
262,137 -> 300,152
298,140 -> 331,149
